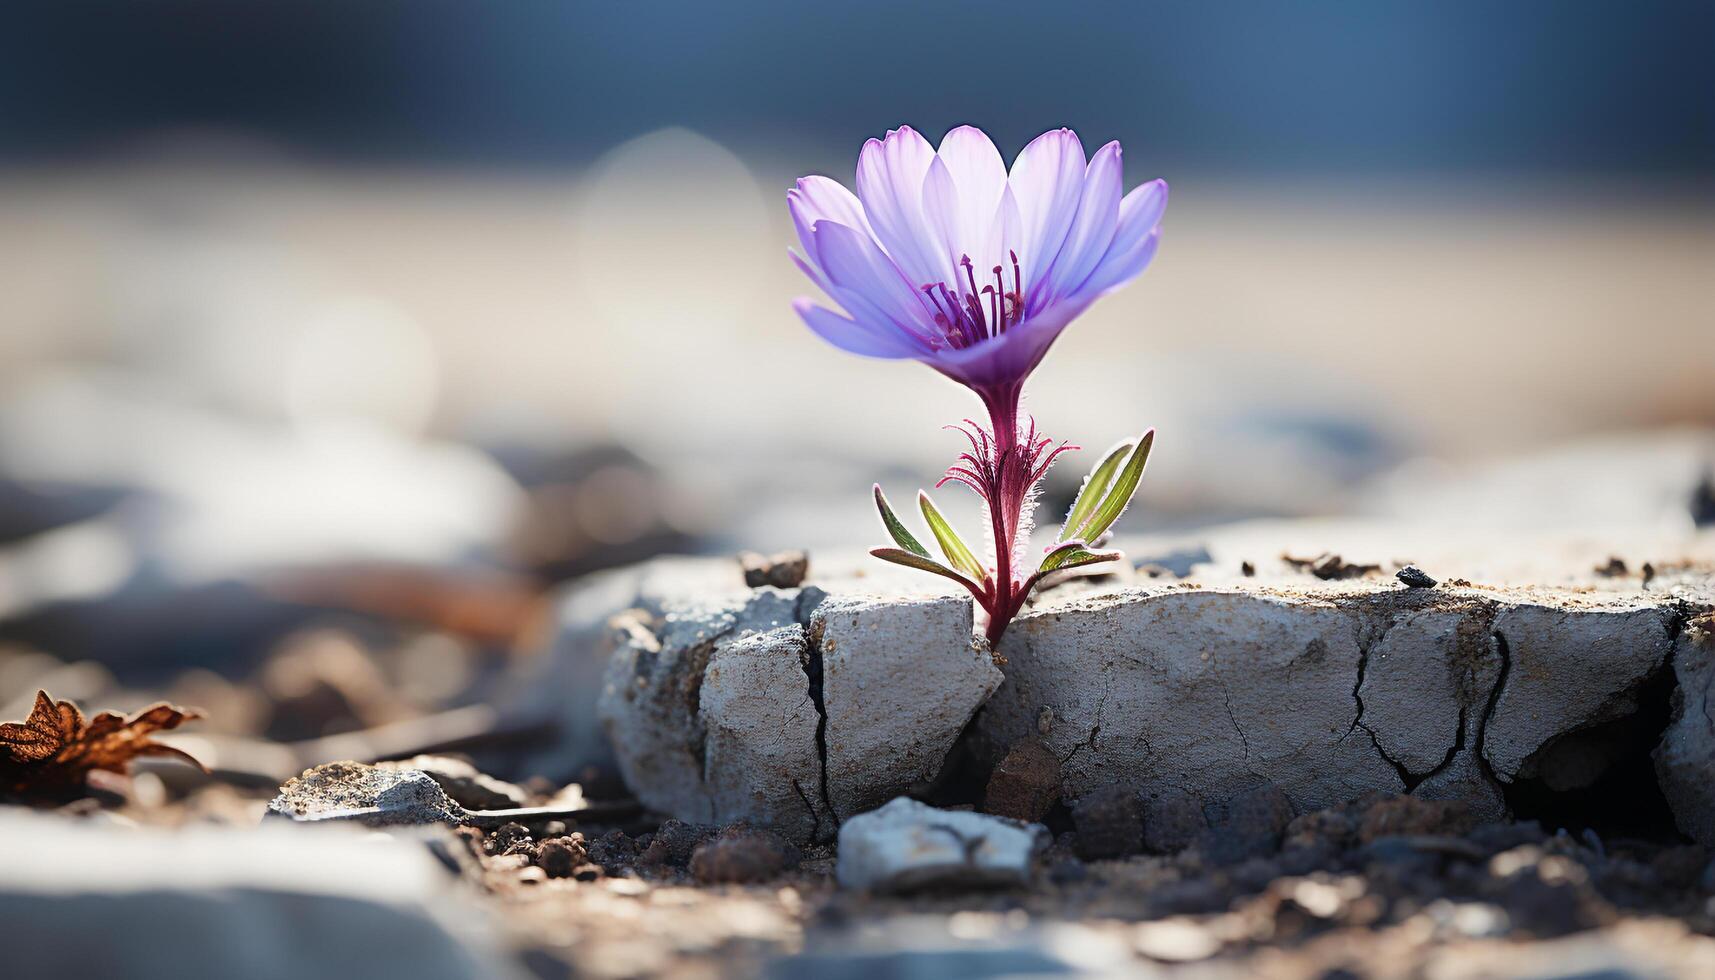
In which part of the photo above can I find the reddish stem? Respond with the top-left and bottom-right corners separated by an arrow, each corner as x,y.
977,382 -> 1025,647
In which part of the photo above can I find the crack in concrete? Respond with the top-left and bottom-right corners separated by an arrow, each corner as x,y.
1340,613 -> 1418,786
1221,686 -> 1251,763
796,603 -> 837,841
1473,629 -> 1514,788
1060,669 -> 1112,769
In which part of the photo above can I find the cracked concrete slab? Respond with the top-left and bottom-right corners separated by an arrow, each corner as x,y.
572,546 -> 1713,846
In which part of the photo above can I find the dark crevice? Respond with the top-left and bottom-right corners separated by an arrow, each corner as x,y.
1472,629 -> 1514,793
1488,625 -> 1683,841
799,613 -> 836,841
1343,616 -> 1418,787
1499,664 -> 1682,840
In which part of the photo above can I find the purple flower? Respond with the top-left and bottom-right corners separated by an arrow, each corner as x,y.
789,125 -> 1166,398
787,125 -> 1164,646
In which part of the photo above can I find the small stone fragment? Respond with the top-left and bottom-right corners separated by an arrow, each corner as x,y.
587,829 -> 638,872
268,762 -> 466,827
738,550 -> 809,589
1140,785 -> 1206,855
637,819 -> 718,868
690,828 -> 796,884
1594,556 -> 1629,577
1283,552 -> 1380,581
1240,561 -> 1255,577
1395,565 -> 1437,589
1072,786 -> 1143,860
486,822 -> 533,857
1358,794 -> 1473,844
836,797 -> 1047,892
982,739 -> 1062,822
537,835 -> 588,878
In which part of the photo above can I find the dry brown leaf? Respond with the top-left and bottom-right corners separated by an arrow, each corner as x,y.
0,690 -> 206,803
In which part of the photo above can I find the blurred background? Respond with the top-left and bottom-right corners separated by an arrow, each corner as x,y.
0,2 -> 1710,760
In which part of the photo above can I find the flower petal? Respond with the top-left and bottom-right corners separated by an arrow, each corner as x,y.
1008,128 -> 1086,288
787,176 -> 870,264
1040,141 -> 1123,308
793,299 -> 923,359
855,126 -> 953,289
812,219 -> 936,332
1076,228 -> 1162,299
934,125 -> 1008,262
790,249 -> 924,345
1107,178 -> 1168,259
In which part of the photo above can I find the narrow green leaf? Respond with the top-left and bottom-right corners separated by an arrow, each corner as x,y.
1070,429 -> 1154,544
1023,548 -> 1123,596
918,491 -> 987,583
873,484 -> 930,558
1058,441 -> 1133,543
1037,539 -> 1089,574
870,548 -> 982,596
1045,548 -> 1122,574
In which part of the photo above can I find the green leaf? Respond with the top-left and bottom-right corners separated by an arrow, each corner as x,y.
1058,441 -> 1133,543
918,491 -> 987,583
1037,539 -> 1089,574
1068,429 -> 1154,544
1024,547 -> 1123,596
870,548 -> 982,596
1045,548 -> 1122,574
873,484 -> 930,558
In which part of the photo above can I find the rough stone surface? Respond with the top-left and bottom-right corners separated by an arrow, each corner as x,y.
812,594 -> 1003,819
980,581 -> 1702,826
267,761 -> 465,826
597,582 -> 999,843
1655,618 -> 1715,845
597,587 -> 810,828
983,588 -> 1406,814
699,624 -> 833,844
836,797 -> 1047,892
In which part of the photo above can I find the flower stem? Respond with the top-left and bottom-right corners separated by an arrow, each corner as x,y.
978,382 -> 1025,647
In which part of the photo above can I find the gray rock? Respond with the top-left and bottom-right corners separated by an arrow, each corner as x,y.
597,583 -> 998,843
268,761 -> 465,826
1655,620 -> 1715,845
0,810 -> 517,980
836,797 -> 1046,892
983,588 -> 1405,813
812,595 -> 1003,818
598,587 -> 810,826
700,624 -> 834,842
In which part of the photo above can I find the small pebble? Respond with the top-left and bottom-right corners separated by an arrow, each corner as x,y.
738,550 -> 809,588
1396,565 -> 1438,588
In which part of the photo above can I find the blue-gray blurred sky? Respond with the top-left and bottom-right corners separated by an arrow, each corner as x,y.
6,1 -> 1711,179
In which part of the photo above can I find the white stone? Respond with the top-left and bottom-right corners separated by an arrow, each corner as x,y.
835,797 -> 1046,892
